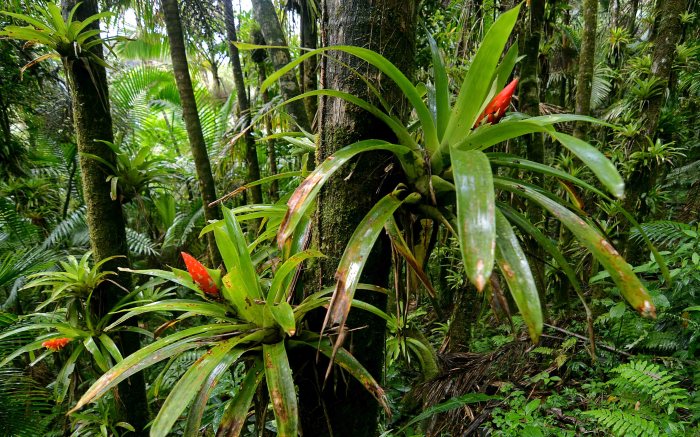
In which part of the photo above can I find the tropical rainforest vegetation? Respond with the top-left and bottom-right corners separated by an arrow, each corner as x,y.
0,0 -> 698,435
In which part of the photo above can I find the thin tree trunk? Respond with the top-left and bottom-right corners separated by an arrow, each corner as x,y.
60,0 -> 148,432
627,0 -> 640,36
623,0 -> 687,261
257,62 -> 280,202
300,0 -> 318,123
519,0 -> 547,301
296,1 -> 418,436
161,0 -> 222,266
223,0 -> 263,206
573,0 -> 598,139
251,0 -> 311,132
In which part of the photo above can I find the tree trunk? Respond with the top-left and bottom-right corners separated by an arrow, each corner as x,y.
573,0 -> 598,139
251,0 -> 311,132
60,0 -> 149,432
161,0 -> 222,266
627,0 -> 640,36
223,0 -> 263,206
257,62 -> 280,202
300,0 -> 318,123
519,0 -> 547,301
623,0 -> 687,261
296,1 -> 418,436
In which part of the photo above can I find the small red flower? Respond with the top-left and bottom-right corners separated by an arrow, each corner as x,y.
42,337 -> 71,351
181,252 -> 220,296
474,77 -> 519,128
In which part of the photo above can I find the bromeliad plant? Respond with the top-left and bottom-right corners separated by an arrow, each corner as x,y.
0,252 -> 136,403
67,207 -> 389,437
0,2 -> 117,71
246,3 -> 664,347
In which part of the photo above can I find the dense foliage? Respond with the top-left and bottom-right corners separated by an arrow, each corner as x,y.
0,0 -> 698,436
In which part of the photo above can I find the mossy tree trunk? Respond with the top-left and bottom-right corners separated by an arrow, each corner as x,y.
519,0 -> 547,298
573,0 -> 598,139
299,0 -> 318,122
161,0 -> 222,266
251,0 -> 311,132
296,1 -> 418,436
623,0 -> 687,261
223,0 -> 263,206
60,0 -> 149,432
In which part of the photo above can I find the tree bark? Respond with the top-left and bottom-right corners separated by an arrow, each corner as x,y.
573,0 -> 598,139
296,1 -> 418,436
519,0 -> 547,301
251,0 -> 311,132
300,0 -> 318,123
161,0 -> 222,266
623,0 -> 687,261
223,0 -> 263,206
60,0 -> 149,432
627,0 -> 640,35
257,62 -> 280,202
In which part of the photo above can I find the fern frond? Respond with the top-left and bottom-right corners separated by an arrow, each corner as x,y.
584,409 -> 659,436
126,228 -> 158,257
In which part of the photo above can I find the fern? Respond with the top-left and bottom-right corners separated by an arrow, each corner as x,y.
585,360 -> 690,436
584,409 -> 660,437
41,206 -> 87,249
126,228 -> 158,257
609,361 -> 688,413
630,220 -> 694,249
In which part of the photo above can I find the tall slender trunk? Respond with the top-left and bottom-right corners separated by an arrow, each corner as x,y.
519,0 -> 547,300
161,0 -> 222,266
296,1 -> 418,436
60,0 -> 148,432
251,0 -> 311,132
223,0 -> 263,206
300,0 -> 318,123
258,63 -> 280,202
573,0 -> 598,139
627,0 -> 640,36
623,0 -> 687,261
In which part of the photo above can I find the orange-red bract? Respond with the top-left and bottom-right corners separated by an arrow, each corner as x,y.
474,77 -> 519,128
42,337 -> 71,351
181,252 -> 220,296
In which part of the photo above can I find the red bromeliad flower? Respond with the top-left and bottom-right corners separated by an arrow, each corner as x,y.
181,252 -> 220,296
474,77 -> 519,128
42,337 -> 71,351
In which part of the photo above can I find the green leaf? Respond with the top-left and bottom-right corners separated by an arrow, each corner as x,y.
55,343 -> 84,403
549,131 -> 625,199
495,178 -> 656,317
263,342 -> 297,437
324,190 -> 420,333
268,302 -> 296,336
450,149 -> 495,291
494,42 -> 521,90
427,33 -> 450,140
151,332 -> 262,437
497,203 -> 582,293
216,358 -> 264,437
106,300 -> 230,330
494,210 -> 542,342
83,337 -> 110,372
443,4 -> 521,146
252,44 -> 439,154
97,334 -> 123,363
292,335 -> 390,414
397,393 -> 497,435
69,324 -> 248,413
120,267 -> 202,296
278,140 -> 413,248
268,249 -> 324,303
